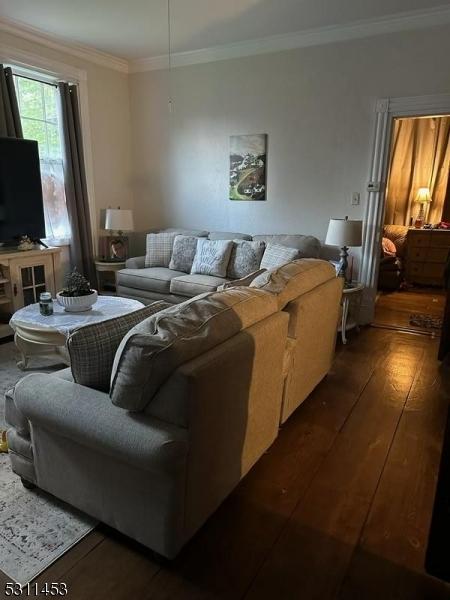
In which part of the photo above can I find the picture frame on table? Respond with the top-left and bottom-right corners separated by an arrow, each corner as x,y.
98,235 -> 129,262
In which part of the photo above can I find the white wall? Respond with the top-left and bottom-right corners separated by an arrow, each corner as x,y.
0,30 -> 134,233
129,24 -> 450,243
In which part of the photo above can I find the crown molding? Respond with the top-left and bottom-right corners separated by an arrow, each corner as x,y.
0,17 -> 129,73
130,4 -> 450,73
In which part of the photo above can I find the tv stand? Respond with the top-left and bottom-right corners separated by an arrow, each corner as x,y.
0,247 -> 61,339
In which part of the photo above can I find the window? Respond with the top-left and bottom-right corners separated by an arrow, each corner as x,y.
13,75 -> 70,241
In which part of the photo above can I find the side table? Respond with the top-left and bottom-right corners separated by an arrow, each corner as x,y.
95,260 -> 126,294
340,282 -> 364,344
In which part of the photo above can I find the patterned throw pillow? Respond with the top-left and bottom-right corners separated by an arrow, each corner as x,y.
227,240 -> 265,279
190,239 -> 233,278
260,243 -> 299,270
67,301 -> 170,391
169,235 -> 198,272
145,233 -> 177,267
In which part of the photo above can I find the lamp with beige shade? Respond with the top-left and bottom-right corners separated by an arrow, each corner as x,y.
325,217 -> 363,283
100,208 -> 135,262
414,187 -> 432,228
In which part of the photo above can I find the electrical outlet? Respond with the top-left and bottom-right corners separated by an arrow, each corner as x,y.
351,192 -> 360,206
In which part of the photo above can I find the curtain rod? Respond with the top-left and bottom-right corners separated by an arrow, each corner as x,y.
13,72 -> 58,89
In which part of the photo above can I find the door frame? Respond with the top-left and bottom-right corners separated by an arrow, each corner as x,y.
359,93 -> 450,324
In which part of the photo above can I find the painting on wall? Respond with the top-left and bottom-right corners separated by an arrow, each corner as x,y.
229,134 -> 267,201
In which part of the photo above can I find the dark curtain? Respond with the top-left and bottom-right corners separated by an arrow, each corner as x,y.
0,65 -> 23,138
58,82 -> 96,286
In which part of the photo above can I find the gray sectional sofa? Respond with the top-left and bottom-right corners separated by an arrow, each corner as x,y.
7,258 -> 341,559
117,228 -> 322,304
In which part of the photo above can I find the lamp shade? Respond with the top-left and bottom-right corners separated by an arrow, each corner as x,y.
105,208 -> 134,231
415,187 -> 432,203
325,218 -> 363,247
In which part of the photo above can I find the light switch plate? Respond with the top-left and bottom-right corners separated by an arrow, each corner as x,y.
351,192 -> 360,206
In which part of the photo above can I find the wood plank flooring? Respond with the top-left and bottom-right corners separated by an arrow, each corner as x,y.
2,327 -> 450,600
374,288 -> 445,333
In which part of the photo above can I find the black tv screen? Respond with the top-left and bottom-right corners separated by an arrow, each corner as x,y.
0,137 -> 46,243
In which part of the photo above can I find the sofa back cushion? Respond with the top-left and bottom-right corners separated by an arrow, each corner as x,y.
250,259 -> 337,309
209,231 -> 252,241
145,232 -> 177,267
68,301 -> 170,391
252,234 -> 321,258
191,238 -> 233,277
227,240 -> 265,279
110,287 -> 278,411
169,235 -> 199,272
163,227 -> 209,238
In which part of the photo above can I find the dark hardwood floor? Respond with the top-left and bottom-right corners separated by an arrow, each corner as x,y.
2,327 -> 450,599
374,288 -> 445,333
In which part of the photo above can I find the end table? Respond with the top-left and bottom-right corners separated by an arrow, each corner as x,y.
340,282 -> 364,344
95,260 -> 126,294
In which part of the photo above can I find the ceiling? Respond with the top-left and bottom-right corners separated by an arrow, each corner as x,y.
0,0 -> 448,61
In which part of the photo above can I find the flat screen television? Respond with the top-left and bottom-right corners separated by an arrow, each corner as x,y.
0,137 -> 46,244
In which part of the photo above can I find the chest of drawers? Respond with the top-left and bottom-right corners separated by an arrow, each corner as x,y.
406,229 -> 450,286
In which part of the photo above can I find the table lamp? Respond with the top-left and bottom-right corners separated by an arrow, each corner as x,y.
414,187 -> 432,229
105,208 -> 134,235
103,208 -> 134,262
325,217 -> 363,283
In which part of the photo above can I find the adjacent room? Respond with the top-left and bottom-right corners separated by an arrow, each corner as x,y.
375,115 -> 450,334
0,1 -> 450,598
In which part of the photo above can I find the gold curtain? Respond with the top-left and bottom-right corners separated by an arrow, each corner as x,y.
385,116 -> 450,226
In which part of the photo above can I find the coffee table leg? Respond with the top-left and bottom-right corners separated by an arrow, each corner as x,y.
15,333 -> 30,370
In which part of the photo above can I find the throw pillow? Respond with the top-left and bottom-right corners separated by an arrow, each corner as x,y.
67,301 -> 170,391
218,268 -> 266,290
382,237 -> 396,257
190,238 -> 233,278
145,233 -> 177,267
169,235 -> 198,272
227,240 -> 265,279
260,243 -> 299,269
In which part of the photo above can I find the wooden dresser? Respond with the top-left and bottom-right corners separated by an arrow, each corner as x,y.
406,229 -> 450,286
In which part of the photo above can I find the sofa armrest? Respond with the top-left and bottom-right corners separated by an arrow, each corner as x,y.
13,374 -> 187,474
125,255 -> 146,269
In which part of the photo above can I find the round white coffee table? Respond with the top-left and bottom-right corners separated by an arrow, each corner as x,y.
10,296 -> 144,370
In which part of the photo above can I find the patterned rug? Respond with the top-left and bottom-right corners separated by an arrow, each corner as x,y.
409,313 -> 443,330
0,341 -> 96,586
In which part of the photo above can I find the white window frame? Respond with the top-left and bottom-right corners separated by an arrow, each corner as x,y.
0,44 -> 97,251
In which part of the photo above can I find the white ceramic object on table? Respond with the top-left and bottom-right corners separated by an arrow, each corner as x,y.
56,290 -> 98,312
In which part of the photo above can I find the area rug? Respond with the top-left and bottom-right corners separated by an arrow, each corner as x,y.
0,341 -> 96,586
409,313 -> 443,330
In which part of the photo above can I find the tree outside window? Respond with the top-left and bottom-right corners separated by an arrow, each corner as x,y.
14,76 -> 70,242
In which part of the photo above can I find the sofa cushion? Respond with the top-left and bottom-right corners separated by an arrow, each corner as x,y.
250,259 -> 337,309
163,227 -> 209,238
253,234 -> 321,258
218,268 -> 266,290
191,239 -> 233,278
117,267 -> 186,294
110,287 -> 278,411
170,274 -> 229,297
145,232 -> 177,267
260,243 -> 299,270
68,301 -> 170,392
208,231 -> 252,241
169,235 -> 198,273
227,240 -> 265,279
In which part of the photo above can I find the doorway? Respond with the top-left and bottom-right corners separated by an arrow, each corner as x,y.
359,94 -> 450,333
372,114 -> 450,335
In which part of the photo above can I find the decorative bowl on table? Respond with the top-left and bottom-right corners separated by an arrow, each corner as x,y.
56,290 -> 98,312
